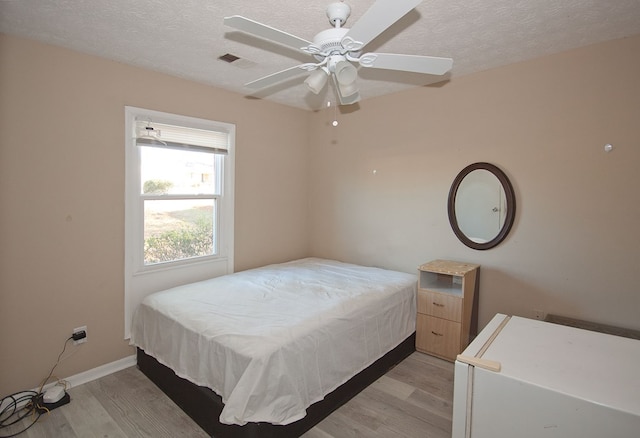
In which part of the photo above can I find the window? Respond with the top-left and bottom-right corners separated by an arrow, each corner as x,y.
137,122 -> 224,265
124,107 -> 234,337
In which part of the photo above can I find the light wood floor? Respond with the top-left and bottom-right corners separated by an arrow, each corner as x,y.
5,352 -> 454,438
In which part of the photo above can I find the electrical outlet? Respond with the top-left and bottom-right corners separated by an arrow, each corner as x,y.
533,309 -> 545,320
73,325 -> 88,345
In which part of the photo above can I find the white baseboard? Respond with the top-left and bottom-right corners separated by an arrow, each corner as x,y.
42,354 -> 137,392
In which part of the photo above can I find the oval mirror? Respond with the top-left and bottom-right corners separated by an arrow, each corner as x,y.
447,162 -> 516,250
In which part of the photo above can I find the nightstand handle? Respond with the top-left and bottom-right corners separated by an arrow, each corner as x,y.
433,302 -> 445,307
431,331 -> 444,337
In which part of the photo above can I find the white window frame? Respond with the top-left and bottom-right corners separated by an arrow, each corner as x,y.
124,106 -> 235,338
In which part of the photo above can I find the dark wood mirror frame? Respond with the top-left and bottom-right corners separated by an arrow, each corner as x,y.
447,162 -> 516,250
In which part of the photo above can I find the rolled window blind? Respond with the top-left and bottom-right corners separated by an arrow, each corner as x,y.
135,120 -> 229,154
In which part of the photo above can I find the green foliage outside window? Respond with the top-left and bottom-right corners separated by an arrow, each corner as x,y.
143,179 -> 173,194
144,217 -> 213,264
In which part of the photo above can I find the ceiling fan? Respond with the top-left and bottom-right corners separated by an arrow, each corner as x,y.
224,0 -> 453,105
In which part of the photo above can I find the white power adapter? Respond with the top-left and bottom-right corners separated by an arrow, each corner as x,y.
43,385 -> 66,404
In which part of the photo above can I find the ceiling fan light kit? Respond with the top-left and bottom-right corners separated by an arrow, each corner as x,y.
224,0 -> 453,106
333,59 -> 357,84
338,80 -> 359,98
304,68 -> 330,94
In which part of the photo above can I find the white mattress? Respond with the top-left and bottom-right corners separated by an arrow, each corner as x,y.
130,258 -> 417,426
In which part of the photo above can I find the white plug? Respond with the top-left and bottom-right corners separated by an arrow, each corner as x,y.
43,385 -> 66,403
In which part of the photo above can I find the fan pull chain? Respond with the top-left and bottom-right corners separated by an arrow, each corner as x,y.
328,100 -> 339,127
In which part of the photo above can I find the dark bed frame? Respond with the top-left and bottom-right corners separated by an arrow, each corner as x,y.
137,332 -> 416,437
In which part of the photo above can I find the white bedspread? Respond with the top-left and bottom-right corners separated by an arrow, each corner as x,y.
130,258 -> 416,425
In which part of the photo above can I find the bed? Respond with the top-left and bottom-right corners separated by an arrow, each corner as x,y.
130,257 -> 417,437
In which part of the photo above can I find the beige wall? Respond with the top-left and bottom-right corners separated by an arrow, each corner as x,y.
308,35 -> 640,332
2,31 -> 639,397
0,34 -> 310,395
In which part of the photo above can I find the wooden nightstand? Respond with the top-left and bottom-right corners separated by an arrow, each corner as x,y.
416,260 -> 480,361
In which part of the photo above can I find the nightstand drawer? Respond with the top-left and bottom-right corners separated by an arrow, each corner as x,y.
416,314 -> 461,360
417,290 -> 462,322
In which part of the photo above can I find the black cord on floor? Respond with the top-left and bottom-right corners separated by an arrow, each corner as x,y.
0,336 -> 73,437
0,391 -> 43,438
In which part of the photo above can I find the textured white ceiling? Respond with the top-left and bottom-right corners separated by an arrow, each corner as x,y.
1,0 -> 639,111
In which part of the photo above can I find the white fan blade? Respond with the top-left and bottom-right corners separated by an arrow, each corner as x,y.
358,52 -> 453,75
224,15 -> 312,53
342,0 -> 422,50
245,65 -> 311,89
